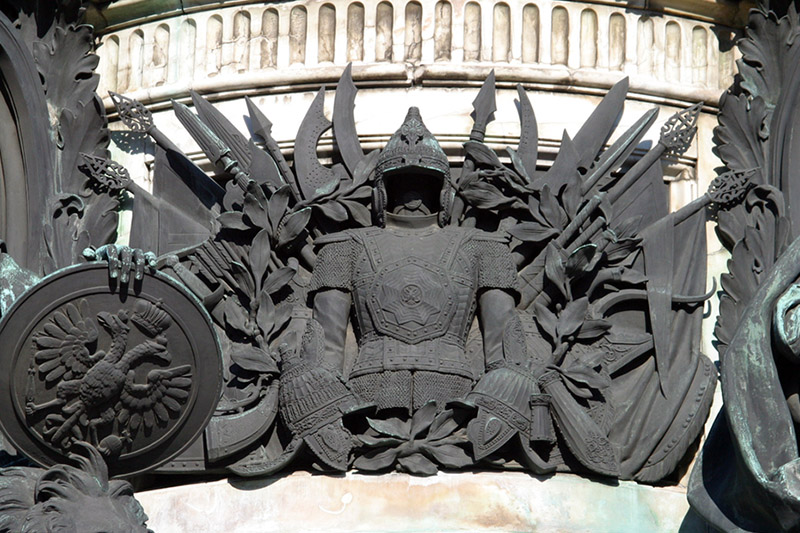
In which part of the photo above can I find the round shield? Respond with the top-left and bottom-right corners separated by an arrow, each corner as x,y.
0,263 -> 222,476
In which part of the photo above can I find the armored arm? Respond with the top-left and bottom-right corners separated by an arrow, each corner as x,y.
312,289 -> 351,374
478,289 -> 519,369
308,232 -> 355,375
474,232 -> 524,370
463,234 -> 554,462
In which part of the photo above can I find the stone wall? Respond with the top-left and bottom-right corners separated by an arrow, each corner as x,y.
135,470 -> 704,532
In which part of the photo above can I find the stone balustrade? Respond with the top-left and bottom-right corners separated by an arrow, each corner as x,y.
95,0 -> 740,108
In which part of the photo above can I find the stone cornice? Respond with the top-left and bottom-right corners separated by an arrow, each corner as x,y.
87,0 -> 754,32
92,0 -> 744,113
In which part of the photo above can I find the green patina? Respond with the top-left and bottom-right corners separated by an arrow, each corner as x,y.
0,244 -> 39,316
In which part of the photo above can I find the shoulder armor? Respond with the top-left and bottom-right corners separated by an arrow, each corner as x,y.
470,229 -> 511,243
314,231 -> 354,247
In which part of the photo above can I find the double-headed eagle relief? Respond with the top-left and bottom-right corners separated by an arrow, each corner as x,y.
0,263 -> 221,477
26,298 -> 189,451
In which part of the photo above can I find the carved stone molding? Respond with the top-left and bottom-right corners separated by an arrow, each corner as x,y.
92,0 -> 742,109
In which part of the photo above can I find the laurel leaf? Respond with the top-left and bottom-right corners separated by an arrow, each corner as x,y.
257,289 -> 276,337
507,222 -> 559,243
231,344 -> 278,374
218,211 -> 250,231
262,265 -> 297,295
249,229 -> 271,293
424,443 -> 473,469
353,447 -> 399,471
397,453 -> 438,475
278,207 -> 311,247
268,185 -> 292,233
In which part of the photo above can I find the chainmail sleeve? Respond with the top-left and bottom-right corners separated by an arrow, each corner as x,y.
475,233 -> 519,298
309,233 -> 354,295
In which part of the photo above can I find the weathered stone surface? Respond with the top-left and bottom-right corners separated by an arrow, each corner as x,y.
137,471 -> 701,532
95,1 -> 741,107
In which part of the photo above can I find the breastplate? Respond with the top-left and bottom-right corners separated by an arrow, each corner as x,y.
349,226 -> 479,379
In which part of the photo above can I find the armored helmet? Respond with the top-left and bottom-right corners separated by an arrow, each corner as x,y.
373,107 -> 455,227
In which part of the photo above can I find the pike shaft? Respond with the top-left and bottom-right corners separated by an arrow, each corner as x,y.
149,127 -> 181,154
555,194 -> 605,248
521,216 -> 608,311
670,193 -> 710,226
607,144 -> 665,204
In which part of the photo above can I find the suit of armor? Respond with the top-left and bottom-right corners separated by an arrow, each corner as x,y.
283,106 -> 532,470
309,214 -> 519,411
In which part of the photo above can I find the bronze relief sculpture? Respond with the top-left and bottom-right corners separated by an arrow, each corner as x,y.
0,442 -> 151,533
0,0 -> 778,529
0,263 -> 221,477
0,0 -> 726,482
302,107 -> 527,473
91,64 -> 727,482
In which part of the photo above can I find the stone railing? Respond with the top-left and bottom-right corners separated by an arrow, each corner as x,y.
95,0 -> 740,108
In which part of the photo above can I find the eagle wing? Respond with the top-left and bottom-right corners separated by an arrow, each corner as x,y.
117,364 -> 192,436
33,299 -> 98,383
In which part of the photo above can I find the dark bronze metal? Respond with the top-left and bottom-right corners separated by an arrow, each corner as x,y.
0,263 -> 222,476
80,153 -> 132,192
69,62 -> 717,482
0,442 -> 151,532
0,0 -> 721,491
109,91 -> 153,133
0,9 -> 55,272
688,3 -> 800,531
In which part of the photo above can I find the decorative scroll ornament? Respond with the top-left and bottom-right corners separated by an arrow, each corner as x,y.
706,168 -> 756,208
659,102 -> 701,155
109,91 -> 154,133
0,263 -> 222,476
80,153 -> 132,191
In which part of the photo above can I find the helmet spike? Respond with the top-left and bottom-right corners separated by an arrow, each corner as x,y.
376,107 -> 449,178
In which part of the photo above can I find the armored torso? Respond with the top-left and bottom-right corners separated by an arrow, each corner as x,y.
310,215 -> 518,411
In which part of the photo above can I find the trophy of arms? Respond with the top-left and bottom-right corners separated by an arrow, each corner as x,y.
98,65 -> 727,479
0,57 -> 732,480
